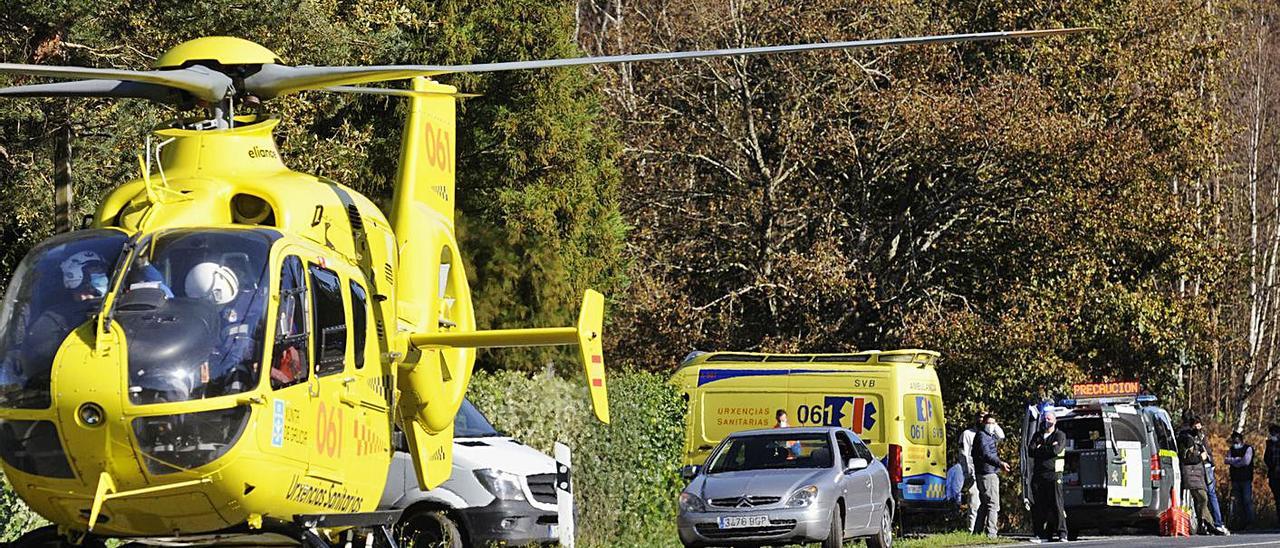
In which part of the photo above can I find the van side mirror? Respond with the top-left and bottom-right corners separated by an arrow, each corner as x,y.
846,458 -> 869,471
680,465 -> 701,480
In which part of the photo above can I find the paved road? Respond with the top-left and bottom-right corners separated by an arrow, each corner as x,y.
982,531 -> 1280,547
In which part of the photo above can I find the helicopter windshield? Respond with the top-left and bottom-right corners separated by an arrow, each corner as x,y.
0,230 -> 130,409
117,228 -> 278,405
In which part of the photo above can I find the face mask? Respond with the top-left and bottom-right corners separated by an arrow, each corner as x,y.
1233,443 -> 1243,449
984,424 -> 997,435
90,273 -> 109,296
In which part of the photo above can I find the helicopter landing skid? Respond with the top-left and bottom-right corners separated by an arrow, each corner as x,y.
293,510 -> 402,548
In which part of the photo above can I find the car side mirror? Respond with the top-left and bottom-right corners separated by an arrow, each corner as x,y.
846,458 -> 869,471
680,465 -> 701,480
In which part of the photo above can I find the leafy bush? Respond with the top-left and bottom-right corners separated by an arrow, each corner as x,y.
469,368 -> 686,547
0,473 -> 45,541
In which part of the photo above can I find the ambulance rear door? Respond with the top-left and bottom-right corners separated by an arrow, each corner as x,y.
1101,404 -> 1149,508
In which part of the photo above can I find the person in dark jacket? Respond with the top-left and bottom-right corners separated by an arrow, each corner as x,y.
1265,423 -> 1280,524
1178,417 -> 1226,535
970,413 -> 1009,539
1028,411 -> 1068,542
1224,431 -> 1254,529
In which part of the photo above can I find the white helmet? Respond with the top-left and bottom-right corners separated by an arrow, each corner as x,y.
185,262 -> 239,305
60,251 -> 106,290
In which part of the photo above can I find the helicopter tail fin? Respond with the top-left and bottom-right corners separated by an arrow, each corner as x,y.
400,290 -> 608,490
408,289 -> 609,423
391,76 -> 457,228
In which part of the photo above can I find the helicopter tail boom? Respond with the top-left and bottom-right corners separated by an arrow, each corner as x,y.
409,290 -> 610,423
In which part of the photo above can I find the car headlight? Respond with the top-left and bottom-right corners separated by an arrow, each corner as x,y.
679,492 -> 706,513
474,469 -> 526,501
786,485 -> 819,507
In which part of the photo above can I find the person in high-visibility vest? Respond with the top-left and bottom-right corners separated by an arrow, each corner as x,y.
1027,411 -> 1068,543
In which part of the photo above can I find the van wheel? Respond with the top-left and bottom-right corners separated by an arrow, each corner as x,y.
395,508 -> 463,548
12,525 -> 106,548
867,502 -> 893,548
821,507 -> 843,548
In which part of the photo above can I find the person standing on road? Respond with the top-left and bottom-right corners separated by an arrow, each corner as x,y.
1178,416 -> 1226,535
1194,417 -> 1229,535
960,411 -> 1005,533
1028,411 -> 1068,543
1265,423 -> 1280,524
1224,431 -> 1255,529
970,413 -> 1010,539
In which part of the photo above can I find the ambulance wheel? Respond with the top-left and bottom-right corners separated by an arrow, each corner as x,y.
821,507 -> 843,548
395,507 -> 463,548
867,501 -> 894,548
12,525 -> 106,548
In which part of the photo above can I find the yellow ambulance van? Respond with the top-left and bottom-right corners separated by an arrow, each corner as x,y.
670,349 -> 949,512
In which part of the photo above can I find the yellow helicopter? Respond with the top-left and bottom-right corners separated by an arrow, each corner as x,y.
0,27 -> 1084,547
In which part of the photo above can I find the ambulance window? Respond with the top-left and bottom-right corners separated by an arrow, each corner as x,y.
271,256 -> 309,390
836,431 -> 856,463
350,280 -> 367,369
308,265 -> 346,376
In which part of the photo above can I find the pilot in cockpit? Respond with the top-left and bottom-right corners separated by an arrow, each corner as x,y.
184,259 -> 262,392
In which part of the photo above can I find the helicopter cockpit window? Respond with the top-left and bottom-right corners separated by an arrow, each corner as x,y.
309,265 -> 347,376
116,229 -> 277,405
272,256 -> 309,390
350,280 -> 367,369
0,229 -> 129,409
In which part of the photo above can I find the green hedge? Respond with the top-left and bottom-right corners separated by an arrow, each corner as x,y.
469,369 -> 686,547
0,473 -> 44,541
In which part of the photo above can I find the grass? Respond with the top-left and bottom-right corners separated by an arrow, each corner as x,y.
895,532 -> 1017,547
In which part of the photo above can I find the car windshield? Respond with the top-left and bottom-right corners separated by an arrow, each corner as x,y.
0,229 -> 130,409
116,229 -> 278,404
455,399 -> 501,437
705,432 -> 834,473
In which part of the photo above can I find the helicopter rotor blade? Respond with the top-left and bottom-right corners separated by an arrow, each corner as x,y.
323,85 -> 481,99
246,27 -> 1090,98
0,63 -> 233,102
0,79 -> 181,102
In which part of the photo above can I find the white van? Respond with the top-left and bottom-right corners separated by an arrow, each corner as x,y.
379,400 -> 561,547
1019,383 -> 1181,538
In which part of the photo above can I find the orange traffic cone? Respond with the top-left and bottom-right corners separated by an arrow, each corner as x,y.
1159,486 -> 1191,537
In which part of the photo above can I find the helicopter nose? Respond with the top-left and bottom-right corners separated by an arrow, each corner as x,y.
47,324 -> 138,492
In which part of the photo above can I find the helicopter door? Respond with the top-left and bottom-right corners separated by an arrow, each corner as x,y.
306,262 -> 351,484
263,254 -> 311,466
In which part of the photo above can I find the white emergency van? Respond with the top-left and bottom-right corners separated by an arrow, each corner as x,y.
379,399 -> 562,547
1019,382 -> 1181,538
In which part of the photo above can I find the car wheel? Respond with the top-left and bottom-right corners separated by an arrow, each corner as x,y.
394,508 -> 464,548
12,525 -> 106,548
867,502 -> 893,548
821,506 -> 843,548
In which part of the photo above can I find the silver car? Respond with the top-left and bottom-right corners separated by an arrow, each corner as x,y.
677,427 -> 894,548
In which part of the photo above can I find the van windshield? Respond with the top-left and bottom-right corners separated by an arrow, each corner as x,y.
706,433 -> 833,473
456,400 -> 501,438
